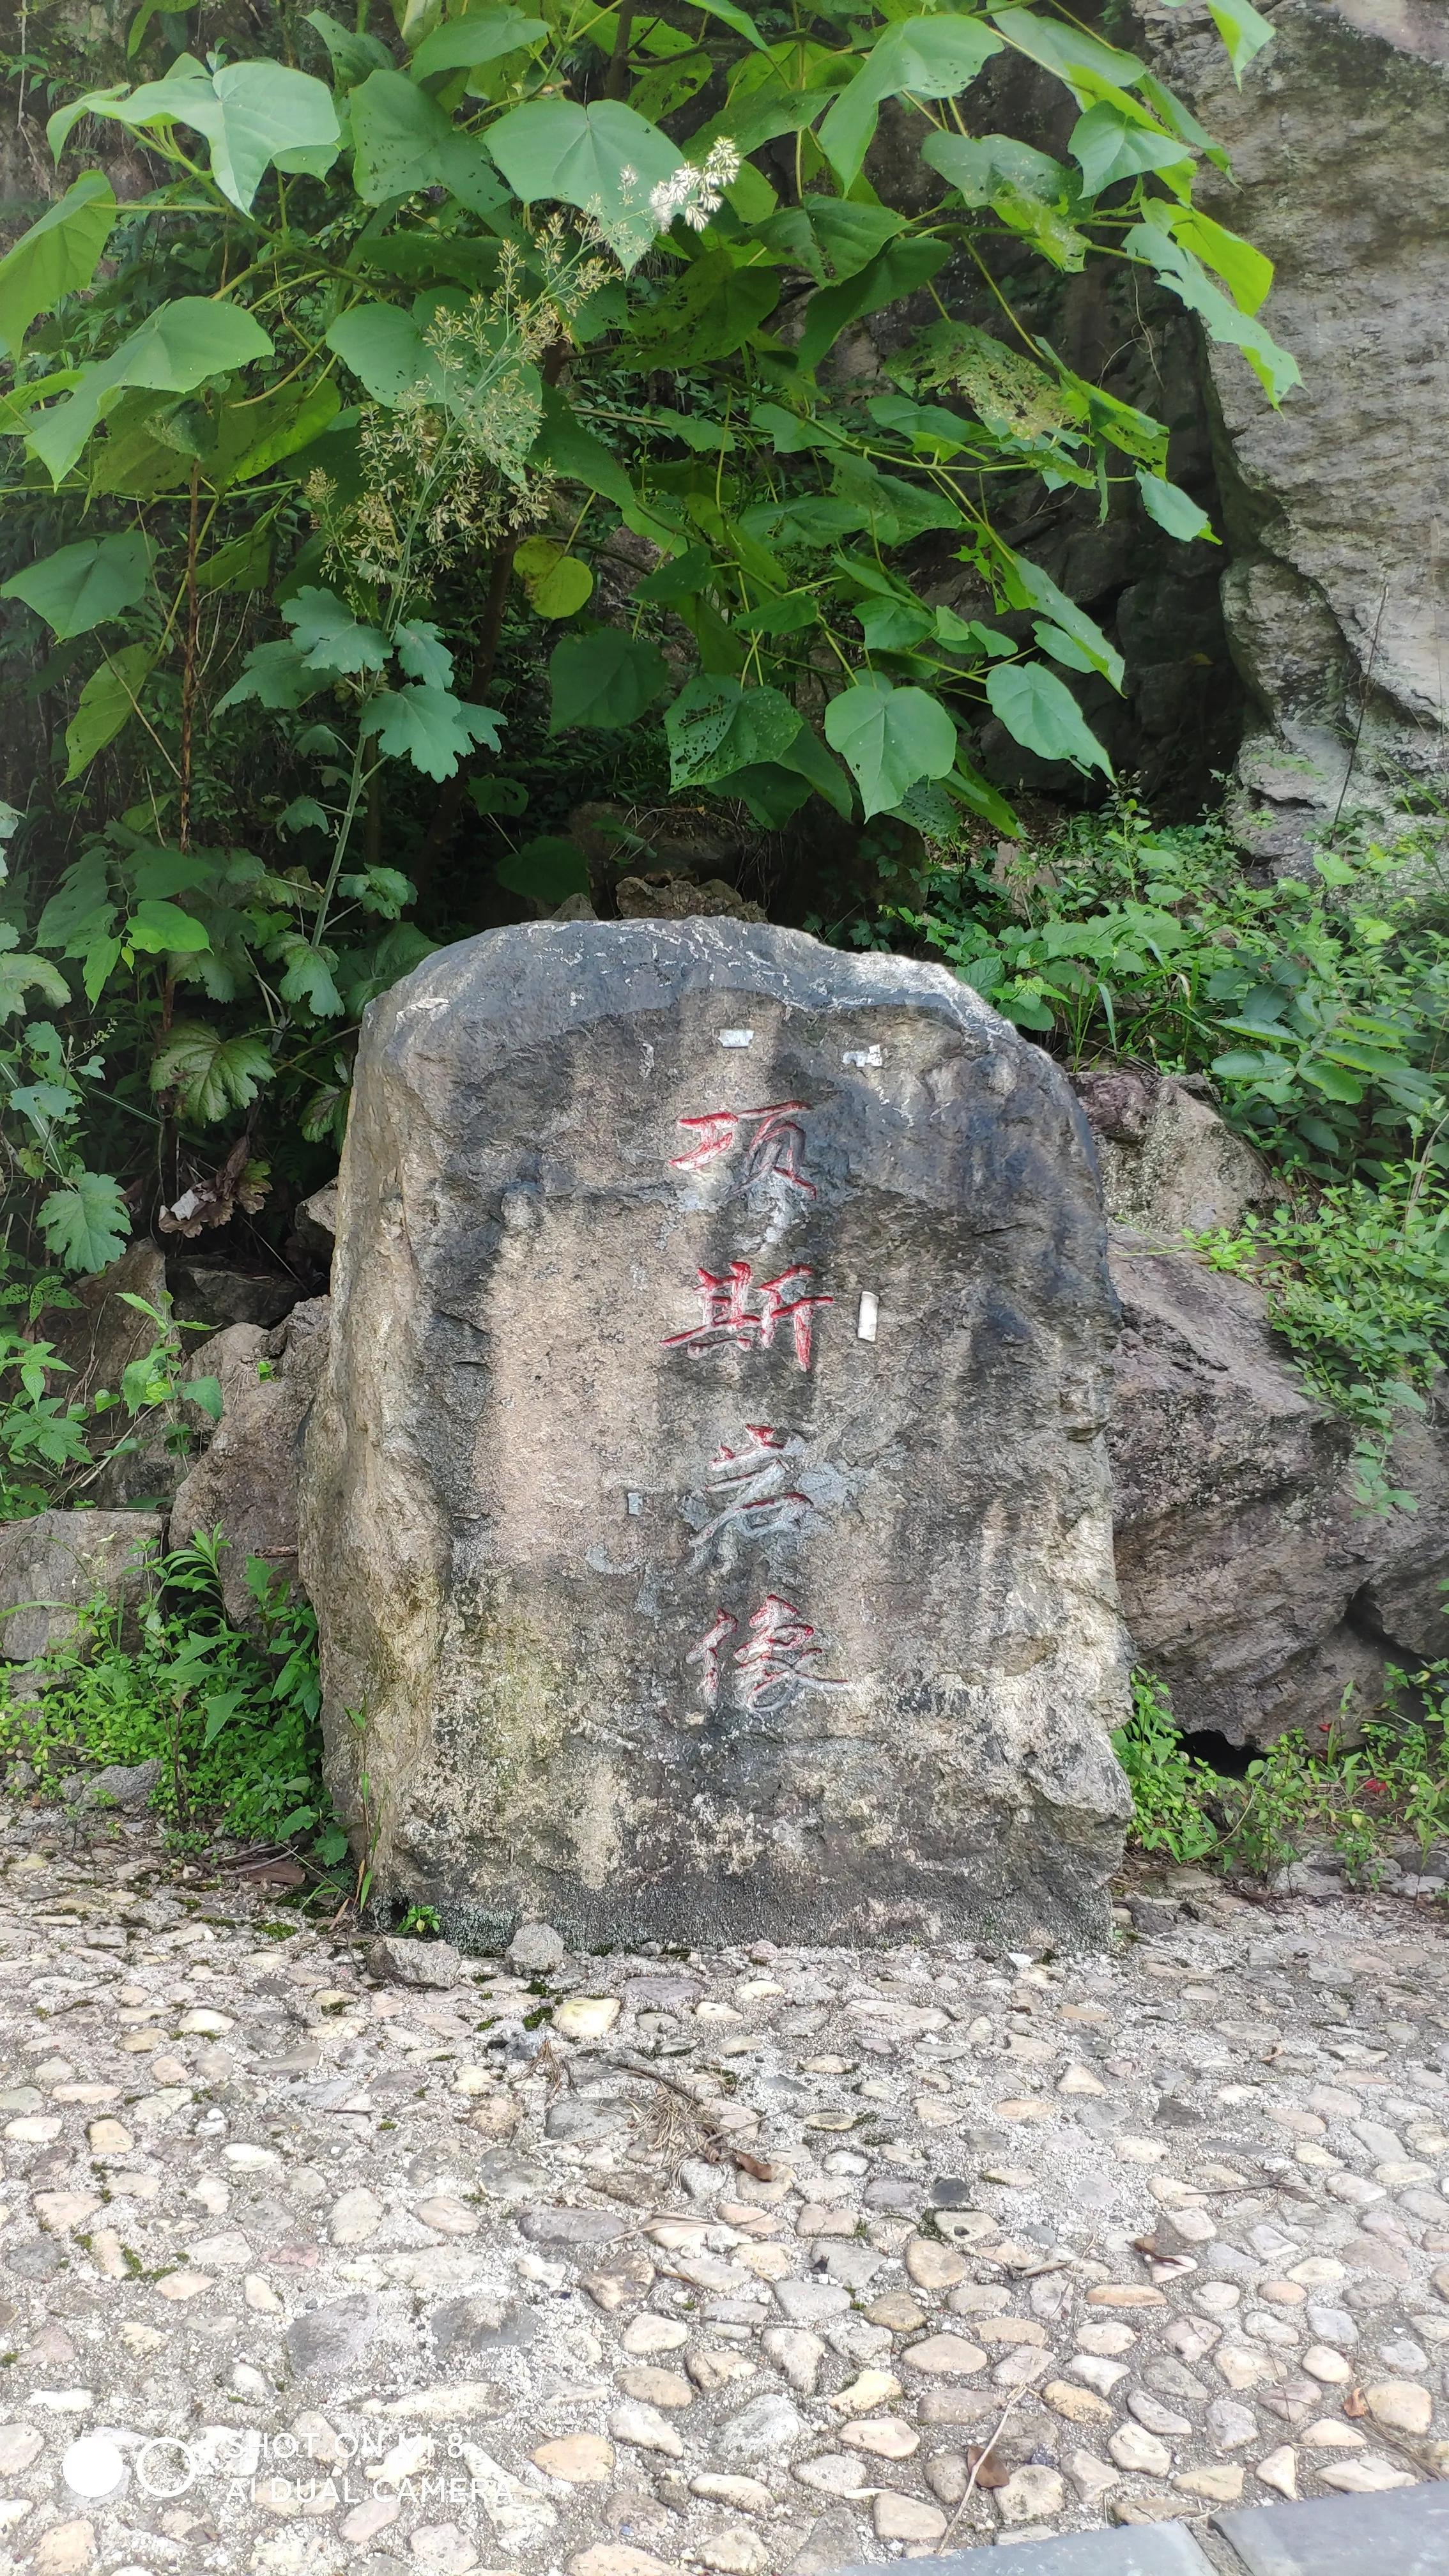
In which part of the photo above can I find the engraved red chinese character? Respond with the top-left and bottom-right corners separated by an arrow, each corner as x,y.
686,1595 -> 847,1717
663,1262 -> 832,1370
686,1610 -> 737,1710
670,1103 -> 816,1199
693,1424 -> 809,1558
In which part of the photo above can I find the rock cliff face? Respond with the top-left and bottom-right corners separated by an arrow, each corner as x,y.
1130,0 -> 1449,865
302,921 -> 1131,1951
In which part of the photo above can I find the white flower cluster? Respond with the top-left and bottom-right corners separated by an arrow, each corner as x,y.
648,139 -> 742,234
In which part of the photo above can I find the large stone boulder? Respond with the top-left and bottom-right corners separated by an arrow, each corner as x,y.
1130,0 -> 1449,866
169,1299 -> 330,1630
1109,1241 -> 1449,1744
0,1512 -> 163,1664
302,920 -> 1130,1950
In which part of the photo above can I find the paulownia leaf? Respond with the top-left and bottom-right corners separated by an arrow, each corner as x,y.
496,835 -> 590,906
50,57 -> 339,213
64,644 -> 153,779
1128,220 -> 1299,402
823,676 -> 957,819
362,686 -> 503,778
548,631 -> 669,731
985,659 -> 1113,776
1,530 -> 151,639
484,97 -> 682,268
514,538 -> 594,618
151,1022 -> 275,1121
1136,469 -> 1218,543
410,9 -> 548,80
820,15 -> 1003,189
664,677 -> 801,790
0,172 -> 116,358
27,297 -> 273,486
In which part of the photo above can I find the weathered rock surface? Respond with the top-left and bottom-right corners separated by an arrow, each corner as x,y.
1109,1242 -> 1449,1745
0,1510 -> 162,1664
1072,1070 -> 1284,1241
303,919 -> 1130,1949
169,1298 -> 330,1628
1131,0 -> 1449,868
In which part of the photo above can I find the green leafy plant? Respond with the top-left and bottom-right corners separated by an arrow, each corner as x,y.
1117,1666 -> 1449,1888
0,1282 -> 219,1517
887,797 -> 1449,1177
0,0 -> 1290,1301
1111,1669 -> 1223,1863
397,1899 -> 442,1938
0,1528 -> 342,1866
1199,1159 -> 1449,1513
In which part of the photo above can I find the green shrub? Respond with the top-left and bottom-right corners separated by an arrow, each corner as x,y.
889,797 -> 1449,1179
0,1528 -> 346,1869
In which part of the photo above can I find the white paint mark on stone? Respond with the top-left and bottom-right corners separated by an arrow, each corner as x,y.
843,1046 -> 884,1068
627,1493 -> 643,1517
857,1291 -> 879,1343
719,1029 -> 754,1048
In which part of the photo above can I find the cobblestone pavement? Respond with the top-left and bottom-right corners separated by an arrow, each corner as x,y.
3,1820 -> 1449,2576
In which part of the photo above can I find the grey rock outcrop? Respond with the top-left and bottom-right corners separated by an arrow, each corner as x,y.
169,1298 -> 330,1629
1072,1069 -> 1284,1240
1131,0 -> 1449,868
1109,1239 -> 1449,1745
0,1512 -> 162,1664
303,919 -> 1130,1950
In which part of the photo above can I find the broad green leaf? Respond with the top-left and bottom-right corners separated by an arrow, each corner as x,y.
217,374 -> 341,483
989,8 -> 1145,103
126,898 -> 211,956
1160,204 -> 1272,314
325,300 -> 442,406
496,836 -> 590,907
213,638 -> 319,714
775,717 -> 854,820
1,530 -> 151,639
820,16 -> 1003,188
410,9 -> 548,80
151,1022 -> 275,1120
514,538 -> 594,618
627,251 -> 780,366
921,130 -> 1067,208
395,620 -> 454,687
1206,0 -> 1275,80
917,321 -> 1084,445
349,67 -> 505,208
1136,468 -> 1218,544
823,676 -> 957,820
797,236 -> 949,370
34,852 -> 112,949
52,58 -> 340,213
993,547 -> 1124,691
985,660 -> 1112,777
0,947 -> 70,1021
534,387 -> 636,507
27,297 -> 273,485
0,172 -> 116,358
194,525 -> 273,594
362,686 -> 503,778
664,678 -> 801,790
64,644 -> 153,779
1127,220 -> 1300,404
677,0 -> 767,50
804,195 -> 905,281
484,98 -> 682,268
1070,102 -> 1192,197
38,1169 -> 130,1273
281,585 -> 388,674
304,10 -> 395,88
548,631 -> 669,731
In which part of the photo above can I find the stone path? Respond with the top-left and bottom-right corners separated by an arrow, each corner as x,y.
2,1817 -> 1448,2576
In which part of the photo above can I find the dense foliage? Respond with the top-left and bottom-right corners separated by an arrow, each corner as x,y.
1,0 -> 1286,1298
